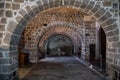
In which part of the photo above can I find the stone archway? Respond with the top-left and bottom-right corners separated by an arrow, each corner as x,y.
1,0 -> 119,80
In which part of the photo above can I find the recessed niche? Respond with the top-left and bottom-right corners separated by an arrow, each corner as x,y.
43,24 -> 47,26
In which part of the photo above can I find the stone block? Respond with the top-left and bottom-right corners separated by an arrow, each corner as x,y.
104,23 -> 117,31
7,21 -> 18,33
6,10 -> 13,17
80,0 -> 89,9
28,11 -> 35,18
0,73 -> 13,80
0,10 -> 4,17
112,42 -> 120,48
74,1 -> 81,8
15,14 -> 23,23
106,57 -> 113,63
84,1 -> 95,13
69,0 -> 75,7
105,19 -> 116,26
0,52 -> 3,57
0,2 -> 4,8
99,12 -> 112,22
25,6 -> 32,13
6,3 -> 11,9
91,5 -> 100,13
42,0 -> 48,4
3,33 -> 11,44
49,1 -> 54,8
0,24 -> 5,31
13,24 -> 24,35
0,58 -> 10,64
14,0 -> 24,3
2,65 -> 10,73
38,5 -> 44,12
24,14 -> 31,22
0,33 -> 3,38
114,54 -> 120,59
10,51 -> 18,57
10,34 -> 20,45
19,9 -> 27,17
112,29 -> 119,36
103,1 -> 111,6
54,1 -> 59,7
19,18 -> 27,26
108,36 -> 119,42
0,18 -> 6,23
12,3 -> 20,10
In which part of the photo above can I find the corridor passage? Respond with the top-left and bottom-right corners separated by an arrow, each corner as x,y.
23,57 -> 106,80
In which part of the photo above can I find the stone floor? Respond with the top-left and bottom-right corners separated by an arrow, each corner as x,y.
19,57 -> 106,80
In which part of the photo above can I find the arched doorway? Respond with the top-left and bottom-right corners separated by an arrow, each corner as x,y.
46,34 -> 74,57
96,27 -> 106,73
99,27 -> 106,73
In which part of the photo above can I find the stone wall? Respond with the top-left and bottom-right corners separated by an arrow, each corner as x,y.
0,0 -> 119,80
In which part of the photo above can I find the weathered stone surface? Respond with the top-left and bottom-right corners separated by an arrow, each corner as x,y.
114,54 -> 120,59
13,24 -> 24,35
10,34 -> 20,45
0,52 -> 3,57
0,10 -> 4,17
0,58 -> 10,64
0,33 -> 3,38
84,1 -> 95,13
19,9 -> 27,17
0,73 -> 13,80
0,18 -> 6,23
14,0 -> 24,3
12,3 -> 20,10
108,36 -> 119,42
68,0 -> 75,6
3,33 -> 11,44
25,6 -> 32,13
103,1 -> 111,6
7,21 -> 18,33
6,10 -> 13,17
104,23 -> 117,31
112,42 -> 120,48
0,2 -> 4,8
6,3 -> 11,9
0,24 -> 5,31
15,14 -> 23,22
99,12 -> 112,22
0,38 -> 2,44
91,5 -> 100,13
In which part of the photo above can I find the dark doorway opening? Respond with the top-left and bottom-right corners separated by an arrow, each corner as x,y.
100,28 -> 106,72
90,44 -> 96,64
46,34 -> 74,57
95,27 -> 106,73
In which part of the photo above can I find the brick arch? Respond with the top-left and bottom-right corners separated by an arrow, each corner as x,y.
35,22 -> 82,48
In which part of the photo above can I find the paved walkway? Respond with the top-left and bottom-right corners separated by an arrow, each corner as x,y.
22,57 -> 106,80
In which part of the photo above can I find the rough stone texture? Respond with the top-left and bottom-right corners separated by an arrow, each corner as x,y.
0,0 -> 119,80
20,57 -> 106,80
0,10 -> 4,17
14,0 -> 24,3
12,3 -> 20,10
19,9 -> 27,17
7,21 -> 18,33
0,3 -> 4,8
0,24 -> 5,31
103,1 -> 111,6
6,10 -> 13,17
